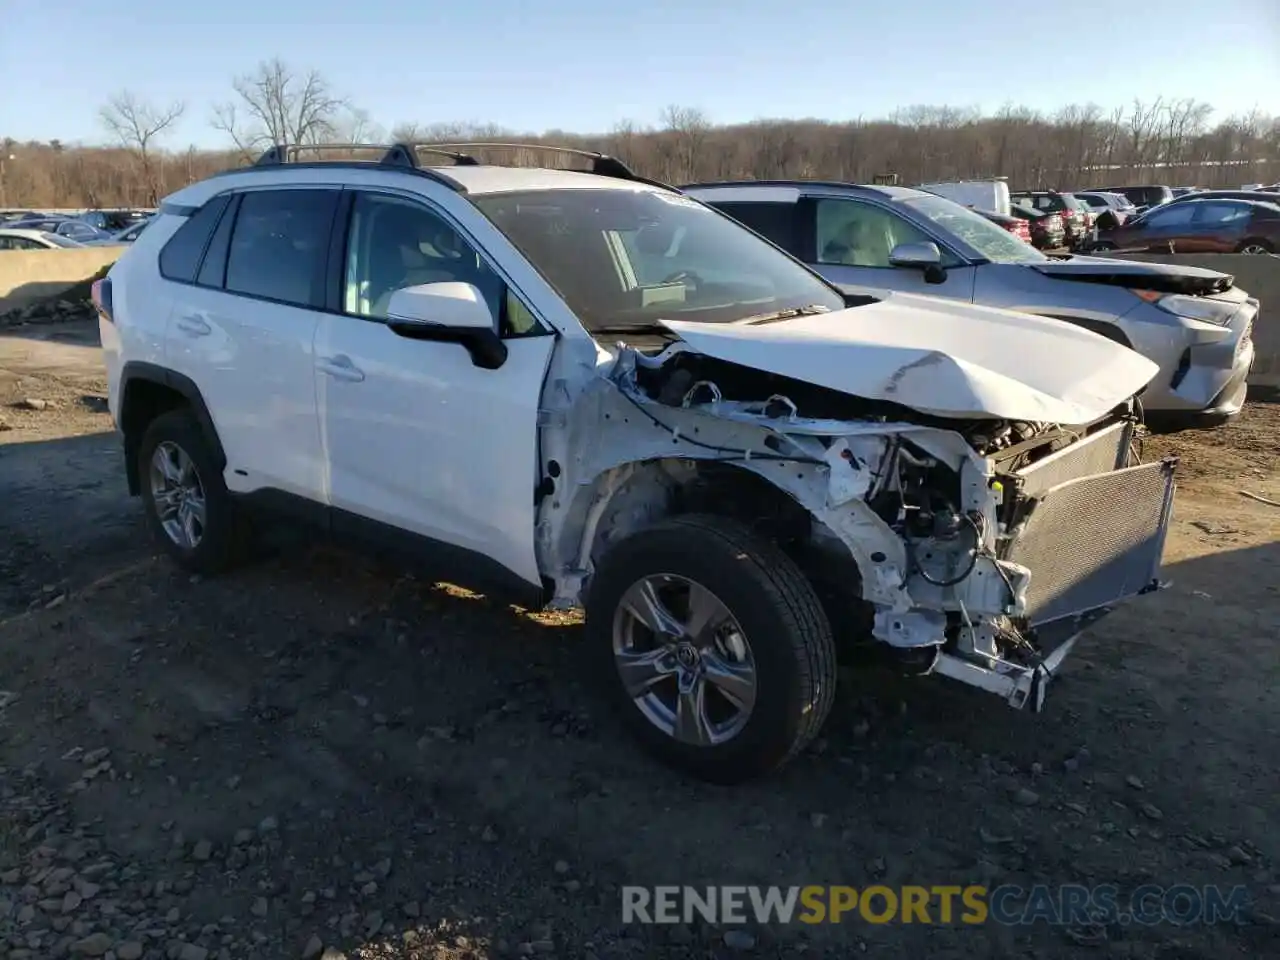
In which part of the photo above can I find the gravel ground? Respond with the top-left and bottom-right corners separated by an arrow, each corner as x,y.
1,317 -> 1278,959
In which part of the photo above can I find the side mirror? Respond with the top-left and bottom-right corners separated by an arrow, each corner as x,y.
385,282 -> 507,370
888,241 -> 947,284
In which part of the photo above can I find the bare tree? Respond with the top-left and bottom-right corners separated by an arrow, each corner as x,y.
211,59 -> 346,158
99,91 -> 185,205
331,106 -> 384,144
654,105 -> 710,181
10,95 -> 1279,209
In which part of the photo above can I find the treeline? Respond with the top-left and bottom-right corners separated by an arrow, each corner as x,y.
1,59 -> 1276,209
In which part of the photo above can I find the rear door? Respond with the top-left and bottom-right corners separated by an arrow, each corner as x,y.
1183,201 -> 1252,253
161,186 -> 337,501
799,196 -> 977,300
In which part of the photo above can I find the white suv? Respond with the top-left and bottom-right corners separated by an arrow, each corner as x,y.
94,143 -> 1177,783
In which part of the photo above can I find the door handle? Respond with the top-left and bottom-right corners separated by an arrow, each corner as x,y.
176,315 -> 211,336
317,355 -> 365,382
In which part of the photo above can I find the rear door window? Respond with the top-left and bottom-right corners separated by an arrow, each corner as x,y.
224,189 -> 339,308
711,202 -> 799,254
1192,202 -> 1251,225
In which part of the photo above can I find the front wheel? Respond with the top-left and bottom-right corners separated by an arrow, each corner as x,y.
586,513 -> 837,784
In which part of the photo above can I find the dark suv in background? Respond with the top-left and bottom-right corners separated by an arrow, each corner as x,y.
78,209 -> 151,233
1011,191 -> 1091,248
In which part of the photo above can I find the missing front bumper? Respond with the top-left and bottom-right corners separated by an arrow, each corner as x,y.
928,602 -> 1153,711
926,444 -> 1177,710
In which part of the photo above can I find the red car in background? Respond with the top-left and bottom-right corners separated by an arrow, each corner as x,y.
1008,205 -> 1067,249
976,209 -> 1033,244
1093,197 -> 1280,254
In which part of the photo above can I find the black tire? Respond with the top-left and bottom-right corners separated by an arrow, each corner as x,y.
586,513 -> 837,784
137,408 -> 246,575
1236,238 -> 1273,254
1092,240 -> 1117,251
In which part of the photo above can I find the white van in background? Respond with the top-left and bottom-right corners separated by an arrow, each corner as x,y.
915,179 -> 1012,216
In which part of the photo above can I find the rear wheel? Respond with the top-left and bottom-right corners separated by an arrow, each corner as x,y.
586,513 -> 837,784
138,409 -> 247,575
1236,239 -> 1273,255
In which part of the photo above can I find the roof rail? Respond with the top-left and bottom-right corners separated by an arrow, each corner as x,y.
253,142 -> 479,168
417,142 -> 672,188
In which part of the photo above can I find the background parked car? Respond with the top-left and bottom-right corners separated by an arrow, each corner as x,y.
1094,185 -> 1174,213
4,215 -> 110,243
976,209 -> 1033,243
1011,191 -> 1091,248
0,228 -> 87,250
681,179 -> 1257,426
1075,191 -> 1138,227
77,209 -> 152,233
83,216 -> 153,245
1164,188 -> 1280,207
1008,205 -> 1066,249
915,179 -> 1012,216
1094,197 -> 1280,254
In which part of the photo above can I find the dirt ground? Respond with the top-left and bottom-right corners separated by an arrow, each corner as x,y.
1,318 -> 1278,960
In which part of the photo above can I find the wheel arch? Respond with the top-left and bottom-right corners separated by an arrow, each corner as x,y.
556,457 -> 878,635
120,362 -> 225,496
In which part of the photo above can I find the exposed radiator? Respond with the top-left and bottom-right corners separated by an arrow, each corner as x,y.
1014,419 -> 1133,497
1003,458 -> 1176,625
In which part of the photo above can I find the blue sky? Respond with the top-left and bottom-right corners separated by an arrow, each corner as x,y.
2,0 -> 1277,148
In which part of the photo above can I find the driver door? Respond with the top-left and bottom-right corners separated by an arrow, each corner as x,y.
801,197 -> 977,301
317,188 -> 556,589
1127,203 -> 1198,252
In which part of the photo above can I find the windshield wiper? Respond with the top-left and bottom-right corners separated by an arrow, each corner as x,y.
741,304 -> 832,325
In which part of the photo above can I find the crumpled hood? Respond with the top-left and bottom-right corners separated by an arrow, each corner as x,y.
1029,255 -> 1235,295
660,292 -> 1159,423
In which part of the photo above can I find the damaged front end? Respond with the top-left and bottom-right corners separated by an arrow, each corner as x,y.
537,337 -> 1176,713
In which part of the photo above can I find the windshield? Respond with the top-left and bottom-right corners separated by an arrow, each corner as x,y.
900,194 -> 1047,264
470,189 -> 845,330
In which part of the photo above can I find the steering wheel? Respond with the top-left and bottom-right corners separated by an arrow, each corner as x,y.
661,270 -> 703,287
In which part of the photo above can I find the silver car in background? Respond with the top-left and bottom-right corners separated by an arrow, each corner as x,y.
682,180 -> 1257,429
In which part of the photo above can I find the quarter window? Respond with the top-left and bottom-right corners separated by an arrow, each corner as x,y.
158,195 -> 231,283
814,199 -> 938,267
224,189 -> 338,308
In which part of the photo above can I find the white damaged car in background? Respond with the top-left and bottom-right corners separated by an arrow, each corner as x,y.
99,145 -> 1178,785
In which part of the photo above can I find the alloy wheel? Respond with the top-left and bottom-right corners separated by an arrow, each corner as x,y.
149,441 -> 207,550
611,573 -> 758,746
